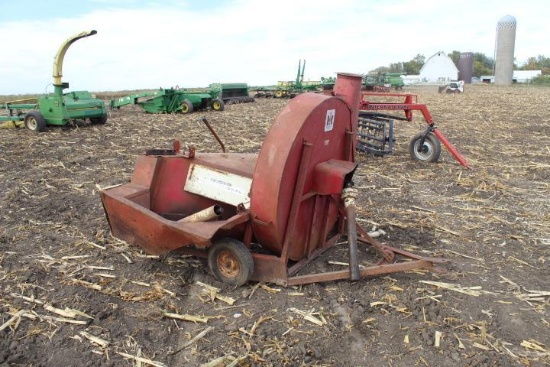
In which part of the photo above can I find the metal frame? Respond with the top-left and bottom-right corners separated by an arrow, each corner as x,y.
172,136 -> 445,286
359,92 -> 470,168
101,74 -> 448,287
357,112 -> 395,156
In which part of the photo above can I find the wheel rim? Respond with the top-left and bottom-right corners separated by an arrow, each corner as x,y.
181,103 -> 190,113
27,117 -> 37,130
213,101 -> 221,110
216,250 -> 240,279
415,140 -> 434,160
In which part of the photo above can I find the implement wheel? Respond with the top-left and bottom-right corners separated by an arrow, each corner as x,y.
180,99 -> 194,114
208,238 -> 254,286
24,110 -> 46,133
90,115 -> 107,125
210,98 -> 225,112
274,90 -> 283,98
408,132 -> 441,163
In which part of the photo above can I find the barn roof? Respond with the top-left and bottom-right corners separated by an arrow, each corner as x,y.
419,51 -> 459,83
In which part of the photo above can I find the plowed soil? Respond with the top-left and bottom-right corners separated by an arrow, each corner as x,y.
1,85 -> 549,367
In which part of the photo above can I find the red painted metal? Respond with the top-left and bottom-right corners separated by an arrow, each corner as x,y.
359,92 -> 471,169
100,72 -> 447,286
287,259 -> 434,286
100,153 -> 255,254
332,72 -> 364,153
250,92 -> 356,260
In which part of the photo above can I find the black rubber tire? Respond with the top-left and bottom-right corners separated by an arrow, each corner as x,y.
180,100 -> 194,114
408,132 -> 441,163
208,238 -> 254,286
24,110 -> 46,133
210,98 -> 225,111
90,115 -> 108,125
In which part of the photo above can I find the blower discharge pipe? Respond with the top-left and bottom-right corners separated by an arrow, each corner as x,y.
179,205 -> 224,223
332,73 -> 364,153
52,30 -> 97,93
342,186 -> 360,281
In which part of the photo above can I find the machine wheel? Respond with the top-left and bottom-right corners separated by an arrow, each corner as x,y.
180,100 -> 194,114
90,115 -> 108,125
274,90 -> 283,98
408,132 -> 441,163
24,110 -> 46,133
210,98 -> 225,111
208,238 -> 254,286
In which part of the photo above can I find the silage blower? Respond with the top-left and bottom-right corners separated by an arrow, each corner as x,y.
100,73 -> 446,287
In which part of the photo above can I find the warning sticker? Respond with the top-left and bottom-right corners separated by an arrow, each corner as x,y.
324,109 -> 335,132
184,164 -> 252,207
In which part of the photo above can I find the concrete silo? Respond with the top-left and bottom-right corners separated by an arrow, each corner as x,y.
458,52 -> 474,83
494,15 -> 517,86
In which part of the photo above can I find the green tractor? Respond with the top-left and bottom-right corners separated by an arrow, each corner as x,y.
0,30 -> 108,133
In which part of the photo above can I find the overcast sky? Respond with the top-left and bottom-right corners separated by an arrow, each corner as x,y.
0,0 -> 547,95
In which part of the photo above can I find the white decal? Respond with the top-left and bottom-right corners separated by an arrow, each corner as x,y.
185,164 -> 252,207
324,109 -> 335,132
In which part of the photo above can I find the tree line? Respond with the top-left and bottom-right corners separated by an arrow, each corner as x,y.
371,52 -> 550,84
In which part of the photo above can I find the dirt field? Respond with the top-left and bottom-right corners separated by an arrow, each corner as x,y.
1,85 -> 549,367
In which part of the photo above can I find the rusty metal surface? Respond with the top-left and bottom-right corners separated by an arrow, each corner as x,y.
312,160 -> 357,195
249,253 -> 289,286
201,118 -> 226,153
149,154 -> 255,216
286,259 -> 434,286
342,188 -> 360,281
101,188 -> 250,254
100,152 -> 256,255
284,223 -> 443,286
356,223 -> 396,263
332,73 -> 363,153
250,93 -> 354,260
100,72 -> 447,286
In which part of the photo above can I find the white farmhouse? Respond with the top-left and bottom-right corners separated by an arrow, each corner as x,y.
419,51 -> 459,83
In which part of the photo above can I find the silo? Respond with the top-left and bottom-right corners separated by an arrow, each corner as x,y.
494,15 -> 516,86
458,52 -> 474,83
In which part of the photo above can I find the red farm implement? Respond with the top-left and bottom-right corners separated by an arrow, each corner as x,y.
357,91 -> 470,169
100,73 -> 447,287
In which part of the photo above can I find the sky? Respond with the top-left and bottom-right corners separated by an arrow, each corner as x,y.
0,0 -> 548,95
